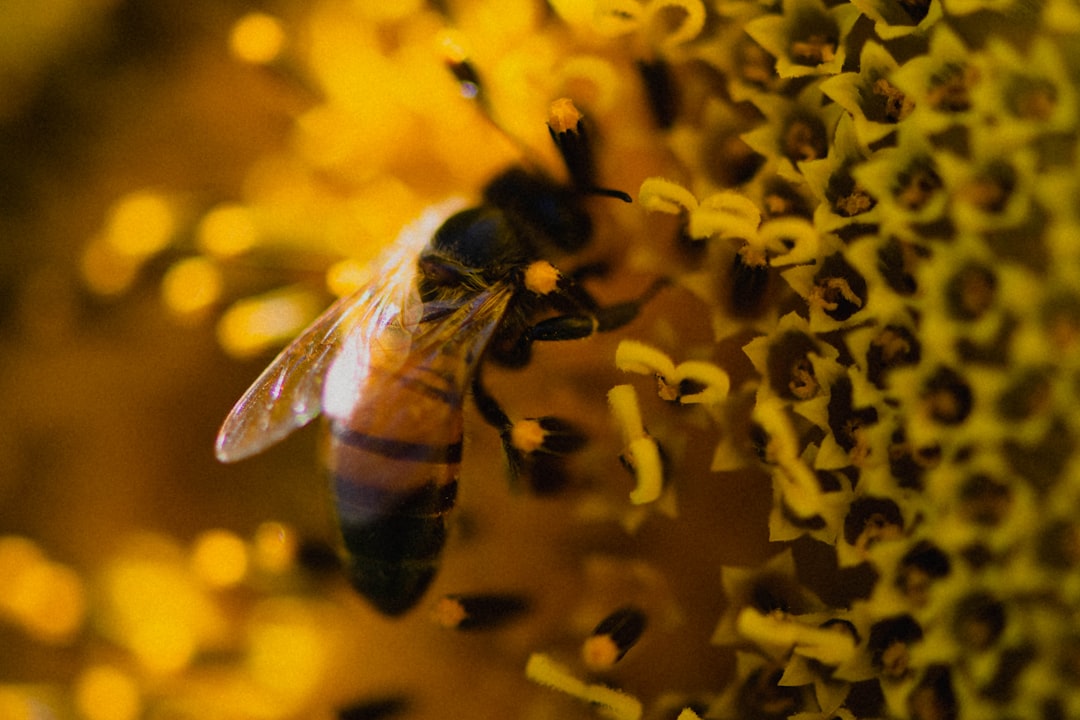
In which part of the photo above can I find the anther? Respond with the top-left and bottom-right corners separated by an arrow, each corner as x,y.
582,605 -> 648,670
431,593 -> 530,631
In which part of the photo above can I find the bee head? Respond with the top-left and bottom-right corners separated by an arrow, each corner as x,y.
424,206 -> 530,285
483,167 -> 592,253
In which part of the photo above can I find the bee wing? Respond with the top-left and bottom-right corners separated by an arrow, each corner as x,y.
321,276 -> 518,427
215,200 -> 465,463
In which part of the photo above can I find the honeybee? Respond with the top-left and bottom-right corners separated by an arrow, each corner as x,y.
216,102 -> 662,615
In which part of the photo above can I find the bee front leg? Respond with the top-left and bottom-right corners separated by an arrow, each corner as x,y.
528,276 -> 669,341
471,367 -> 586,494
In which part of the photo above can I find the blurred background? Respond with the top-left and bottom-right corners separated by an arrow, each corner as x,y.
0,2 -> 772,718
0,0 -> 316,565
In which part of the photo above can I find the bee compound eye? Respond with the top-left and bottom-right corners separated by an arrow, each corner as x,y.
418,256 -> 464,287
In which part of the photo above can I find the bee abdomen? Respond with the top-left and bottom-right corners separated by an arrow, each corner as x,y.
335,476 -> 459,616
329,421 -> 461,615
331,423 -> 463,464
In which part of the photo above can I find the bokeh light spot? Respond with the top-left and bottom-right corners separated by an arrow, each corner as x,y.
196,203 -> 259,257
325,258 -> 371,298
0,687 -> 46,720
74,666 -> 141,720
0,539 -> 86,642
190,529 -> 249,588
0,536 -> 46,588
216,288 -> 321,359
252,522 -> 298,574
229,12 -> 286,65
104,191 -> 179,259
128,621 -> 197,675
100,546 -> 224,674
81,237 -> 140,296
162,257 -> 223,317
5,561 -> 86,642
247,600 -> 327,705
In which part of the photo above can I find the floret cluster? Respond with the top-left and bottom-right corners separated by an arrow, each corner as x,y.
614,0 -> 1080,717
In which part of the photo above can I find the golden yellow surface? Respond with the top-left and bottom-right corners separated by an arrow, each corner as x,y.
0,2 -> 753,718
6,1 -> 1080,719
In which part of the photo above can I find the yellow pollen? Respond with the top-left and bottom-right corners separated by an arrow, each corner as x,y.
548,97 -> 584,134
582,634 -> 621,670
511,419 -> 547,453
524,261 -> 561,295
432,596 -> 468,628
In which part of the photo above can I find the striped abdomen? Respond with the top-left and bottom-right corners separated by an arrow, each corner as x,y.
324,343 -> 471,615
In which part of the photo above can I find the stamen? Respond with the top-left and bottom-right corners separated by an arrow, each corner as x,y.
608,384 -> 664,505
547,98 -> 632,201
526,653 -> 643,720
582,606 -> 647,669
616,340 -> 730,405
432,593 -> 530,631
548,97 -> 595,191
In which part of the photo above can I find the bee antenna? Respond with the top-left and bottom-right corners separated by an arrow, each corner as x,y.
580,186 -> 633,203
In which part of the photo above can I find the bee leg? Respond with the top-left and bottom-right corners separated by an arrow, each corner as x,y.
528,277 -> 669,342
566,260 -> 610,286
471,368 -> 513,451
471,368 -> 587,492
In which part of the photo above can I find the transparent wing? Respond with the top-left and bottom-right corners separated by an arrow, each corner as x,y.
215,201 -> 465,463
320,277 -> 518,429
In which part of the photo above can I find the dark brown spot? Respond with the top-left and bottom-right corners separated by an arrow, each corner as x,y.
869,77 -> 915,123
866,325 -> 921,388
952,592 -> 1006,651
782,114 -> 828,163
946,263 -> 996,320
766,331 -> 820,400
894,160 -> 943,211
921,367 -> 973,425
927,63 -> 978,113
958,473 -> 1012,526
